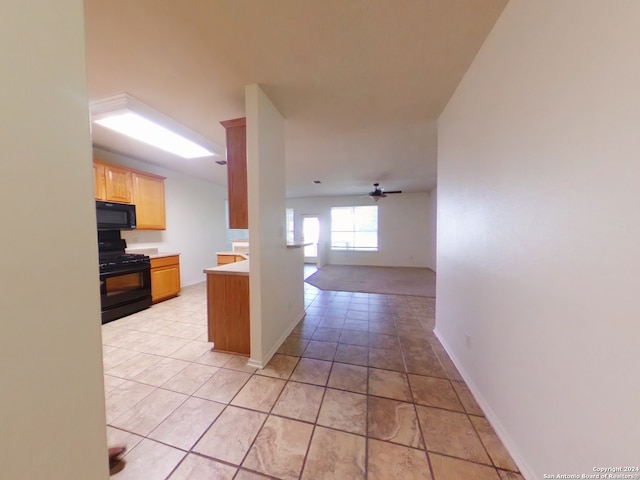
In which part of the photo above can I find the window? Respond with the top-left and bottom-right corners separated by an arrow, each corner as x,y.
331,206 -> 378,251
285,208 -> 294,244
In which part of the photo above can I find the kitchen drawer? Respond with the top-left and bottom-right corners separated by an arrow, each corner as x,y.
150,255 -> 179,269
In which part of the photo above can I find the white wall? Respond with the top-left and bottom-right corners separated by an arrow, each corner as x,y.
93,148 -> 228,286
246,84 -> 305,367
428,188 -> 437,271
1,1 -> 109,478
437,1 -> 640,478
287,191 -> 434,269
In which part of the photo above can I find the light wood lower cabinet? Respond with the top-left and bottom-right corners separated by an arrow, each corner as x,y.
217,254 -> 247,265
206,272 -> 250,355
150,255 -> 180,303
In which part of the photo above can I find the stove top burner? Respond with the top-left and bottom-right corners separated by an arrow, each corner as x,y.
99,253 -> 150,272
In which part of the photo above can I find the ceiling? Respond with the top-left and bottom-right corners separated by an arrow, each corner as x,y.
84,0 -> 507,198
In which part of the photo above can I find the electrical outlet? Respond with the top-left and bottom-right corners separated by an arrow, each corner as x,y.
465,332 -> 472,348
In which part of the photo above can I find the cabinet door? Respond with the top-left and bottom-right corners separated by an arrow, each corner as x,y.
217,254 -> 235,265
133,172 -> 166,230
150,256 -> 180,303
93,163 -> 106,200
104,165 -> 133,203
220,117 -> 248,229
208,273 -> 250,354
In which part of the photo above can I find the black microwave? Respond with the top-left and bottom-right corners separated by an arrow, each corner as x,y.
96,200 -> 137,230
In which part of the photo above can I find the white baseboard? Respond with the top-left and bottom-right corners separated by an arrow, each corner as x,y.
434,327 -> 535,480
247,309 -> 306,369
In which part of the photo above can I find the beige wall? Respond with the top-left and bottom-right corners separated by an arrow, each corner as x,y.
246,84 -> 305,366
437,1 -> 640,478
1,1 -> 109,478
428,188 -> 437,271
287,191 -> 434,269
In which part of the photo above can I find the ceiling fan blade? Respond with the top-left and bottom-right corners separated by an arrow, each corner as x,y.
368,183 -> 402,198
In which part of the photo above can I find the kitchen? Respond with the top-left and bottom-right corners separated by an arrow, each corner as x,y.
91,83 -> 306,371
93,114 -> 264,359
93,146 -> 228,290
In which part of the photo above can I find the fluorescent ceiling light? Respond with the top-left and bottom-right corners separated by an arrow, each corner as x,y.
90,93 -> 220,159
95,112 -> 214,158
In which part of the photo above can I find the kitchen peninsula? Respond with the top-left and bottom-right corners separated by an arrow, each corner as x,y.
203,259 -> 250,355
203,243 -> 308,357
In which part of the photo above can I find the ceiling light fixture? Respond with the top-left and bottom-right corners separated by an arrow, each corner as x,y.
90,93 -> 220,159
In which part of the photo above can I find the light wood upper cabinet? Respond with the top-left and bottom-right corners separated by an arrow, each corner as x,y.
93,163 -> 106,200
93,160 -> 166,230
132,171 -> 166,230
220,117 -> 248,229
104,164 -> 133,203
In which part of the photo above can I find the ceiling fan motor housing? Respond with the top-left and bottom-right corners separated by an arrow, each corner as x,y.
369,182 -> 401,197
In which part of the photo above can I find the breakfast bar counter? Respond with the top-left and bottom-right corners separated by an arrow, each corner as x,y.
203,260 -> 250,355
204,259 -> 249,276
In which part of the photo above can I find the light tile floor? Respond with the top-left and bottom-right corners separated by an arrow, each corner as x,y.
103,276 -> 523,479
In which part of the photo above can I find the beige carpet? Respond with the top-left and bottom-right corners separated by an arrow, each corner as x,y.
305,265 -> 436,297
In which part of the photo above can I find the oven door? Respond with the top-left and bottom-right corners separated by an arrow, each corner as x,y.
100,264 -> 151,311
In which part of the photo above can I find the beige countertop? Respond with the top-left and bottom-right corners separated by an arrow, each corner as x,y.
126,248 -> 180,259
216,251 -> 249,259
204,259 -> 249,276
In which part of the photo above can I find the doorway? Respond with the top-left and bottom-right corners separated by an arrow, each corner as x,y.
302,216 -> 319,263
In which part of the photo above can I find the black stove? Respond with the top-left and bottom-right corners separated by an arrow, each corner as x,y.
99,253 -> 150,272
98,230 -> 152,324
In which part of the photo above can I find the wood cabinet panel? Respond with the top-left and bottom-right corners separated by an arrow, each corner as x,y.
150,255 -> 180,303
217,255 -> 234,265
133,172 -> 166,230
94,163 -> 106,200
220,117 -> 248,229
93,160 -> 166,230
207,273 -> 250,355
217,254 -> 248,265
104,165 -> 133,203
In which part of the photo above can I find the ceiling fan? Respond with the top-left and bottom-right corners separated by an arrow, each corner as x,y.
368,183 -> 402,201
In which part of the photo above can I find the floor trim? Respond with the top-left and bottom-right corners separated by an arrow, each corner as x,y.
434,327 -> 535,480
